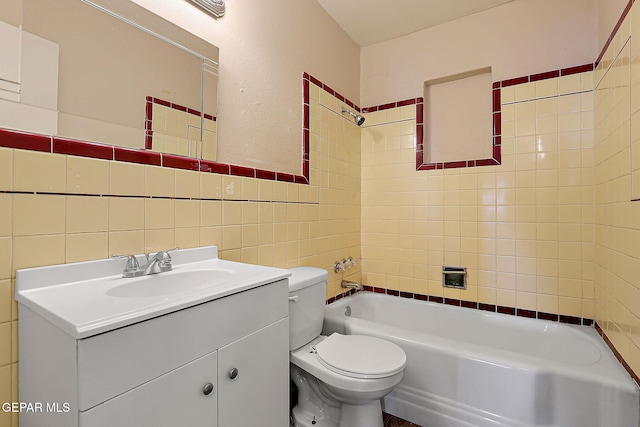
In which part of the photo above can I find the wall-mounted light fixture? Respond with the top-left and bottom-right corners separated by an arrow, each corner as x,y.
187,0 -> 225,18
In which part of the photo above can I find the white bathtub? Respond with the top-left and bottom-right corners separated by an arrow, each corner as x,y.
322,292 -> 639,427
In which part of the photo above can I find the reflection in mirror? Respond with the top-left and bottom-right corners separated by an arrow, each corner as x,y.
15,0 -> 218,160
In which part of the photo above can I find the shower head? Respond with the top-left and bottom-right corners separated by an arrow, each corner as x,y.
341,107 -> 365,126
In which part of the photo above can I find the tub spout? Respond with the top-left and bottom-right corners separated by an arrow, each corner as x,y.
341,280 -> 361,291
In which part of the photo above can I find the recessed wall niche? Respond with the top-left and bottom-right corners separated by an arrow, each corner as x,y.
424,67 -> 493,164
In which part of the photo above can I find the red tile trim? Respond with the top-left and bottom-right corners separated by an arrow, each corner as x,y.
200,160 -> 230,175
53,137 -> 114,160
595,322 -> 640,384
328,287 -> 595,328
595,0 -> 634,67
516,308 -> 536,319
364,62 -> 595,173
144,96 -> 218,151
162,153 -> 200,171
0,128 -> 52,152
0,81 -> 316,184
114,146 -> 162,166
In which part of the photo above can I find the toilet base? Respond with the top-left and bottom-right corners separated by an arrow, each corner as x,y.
292,401 -> 384,427
339,401 -> 384,427
292,405 -> 336,427
291,364 -> 386,427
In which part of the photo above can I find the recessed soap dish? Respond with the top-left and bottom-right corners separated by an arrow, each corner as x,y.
443,266 -> 467,289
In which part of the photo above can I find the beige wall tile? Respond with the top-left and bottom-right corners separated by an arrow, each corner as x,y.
200,226 -> 222,247
109,230 -> 145,256
145,198 -> 175,229
201,173 -> 222,199
175,169 -> 201,199
0,194 -> 11,237
66,196 -> 109,233
175,228 -> 200,249
223,201 -> 242,225
110,161 -> 145,196
0,148 -> 12,191
222,176 -> 241,200
175,199 -> 200,228
66,156 -> 110,194
0,280 -> 10,323
145,229 -> 175,252
222,225 -> 242,250
145,165 -> 176,197
12,235 -> 65,274
109,197 -> 145,231
0,322 -> 12,366
200,200 -> 222,227
66,233 -> 109,263
12,194 -> 65,236
13,150 -> 66,193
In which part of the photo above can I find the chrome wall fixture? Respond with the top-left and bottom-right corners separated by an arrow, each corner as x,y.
340,107 -> 365,126
187,0 -> 226,18
334,257 -> 357,273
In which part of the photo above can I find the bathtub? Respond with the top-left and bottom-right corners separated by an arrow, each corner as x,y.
322,292 -> 639,427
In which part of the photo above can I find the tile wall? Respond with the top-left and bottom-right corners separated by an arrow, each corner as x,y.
0,80 -> 361,427
594,0 -> 640,378
361,70 -> 596,320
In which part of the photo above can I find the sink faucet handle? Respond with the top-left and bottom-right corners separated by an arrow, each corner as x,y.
145,247 -> 180,268
111,254 -> 140,271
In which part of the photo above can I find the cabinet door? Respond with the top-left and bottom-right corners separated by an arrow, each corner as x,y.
218,318 -> 289,427
80,351 -> 218,427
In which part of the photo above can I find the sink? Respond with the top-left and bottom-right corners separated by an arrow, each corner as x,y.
15,246 -> 291,338
106,269 -> 235,298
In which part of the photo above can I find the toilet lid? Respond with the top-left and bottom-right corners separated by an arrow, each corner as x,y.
313,333 -> 406,379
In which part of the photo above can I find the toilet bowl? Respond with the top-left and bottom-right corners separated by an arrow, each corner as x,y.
288,267 -> 406,427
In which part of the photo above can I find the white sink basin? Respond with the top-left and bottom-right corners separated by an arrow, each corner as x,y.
106,269 -> 235,298
15,246 -> 290,338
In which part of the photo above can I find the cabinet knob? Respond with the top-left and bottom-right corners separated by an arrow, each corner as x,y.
228,367 -> 239,380
202,382 -> 214,396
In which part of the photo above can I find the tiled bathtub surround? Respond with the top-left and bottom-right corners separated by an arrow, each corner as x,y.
360,68 -> 596,327
593,0 -> 640,387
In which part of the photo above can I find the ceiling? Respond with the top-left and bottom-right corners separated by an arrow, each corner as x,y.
316,0 -> 515,46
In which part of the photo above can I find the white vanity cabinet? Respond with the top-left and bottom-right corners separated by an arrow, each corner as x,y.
19,278 -> 289,427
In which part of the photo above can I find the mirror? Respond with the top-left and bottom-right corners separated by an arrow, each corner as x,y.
15,0 -> 218,160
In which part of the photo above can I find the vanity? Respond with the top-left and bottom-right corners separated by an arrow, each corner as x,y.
15,246 -> 290,427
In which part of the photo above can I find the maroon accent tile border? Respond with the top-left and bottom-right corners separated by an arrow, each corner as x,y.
595,0 -> 634,67
0,95 -> 309,185
162,153 -> 200,171
595,323 -> 640,385
1,91 -> 311,186
494,63 -> 595,89
114,146 -> 162,166
364,62 -> 595,173
53,137 -> 114,160
0,128 -> 52,152
144,96 -> 217,149
517,308 -> 536,319
304,72 -> 360,112
328,286 -> 595,328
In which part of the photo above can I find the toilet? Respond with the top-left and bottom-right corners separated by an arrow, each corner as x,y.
288,267 -> 407,427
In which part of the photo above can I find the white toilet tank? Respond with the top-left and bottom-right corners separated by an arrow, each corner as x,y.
288,267 -> 329,351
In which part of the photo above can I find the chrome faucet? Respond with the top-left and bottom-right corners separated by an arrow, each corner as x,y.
113,248 -> 178,278
341,280 -> 361,291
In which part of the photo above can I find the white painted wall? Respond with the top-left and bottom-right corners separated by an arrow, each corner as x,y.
131,0 -> 360,175
360,0 -> 598,107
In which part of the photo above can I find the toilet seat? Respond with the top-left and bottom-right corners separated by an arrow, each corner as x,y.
313,333 -> 406,379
